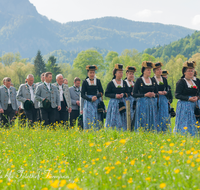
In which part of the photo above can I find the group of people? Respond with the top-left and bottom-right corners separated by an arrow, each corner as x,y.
0,61 -> 200,136
0,73 -> 81,127
81,61 -> 200,137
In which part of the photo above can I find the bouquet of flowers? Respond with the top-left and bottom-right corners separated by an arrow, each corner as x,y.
191,85 -> 197,89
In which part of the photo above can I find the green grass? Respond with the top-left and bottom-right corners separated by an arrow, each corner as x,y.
0,122 -> 200,189
0,99 -> 198,190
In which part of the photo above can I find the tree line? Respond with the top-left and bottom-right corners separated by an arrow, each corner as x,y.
1,49 -> 200,97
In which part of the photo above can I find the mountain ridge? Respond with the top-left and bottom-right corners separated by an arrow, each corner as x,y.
0,0 -> 196,58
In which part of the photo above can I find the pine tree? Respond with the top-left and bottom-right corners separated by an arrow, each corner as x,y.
46,56 -> 61,82
34,50 -> 46,81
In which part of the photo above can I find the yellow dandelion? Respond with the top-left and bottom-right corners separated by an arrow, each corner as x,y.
196,158 -> 200,163
96,149 -> 102,152
145,177 -> 151,181
41,188 -> 48,190
174,169 -> 180,174
160,183 -> 166,188
74,178 -> 79,182
66,183 -> 77,189
165,156 -> 170,161
119,139 -> 126,144
117,176 -> 122,180
115,161 -> 121,165
130,160 -> 135,165
60,169 -> 65,173
60,180 -> 66,187
169,143 -> 174,147
105,142 -> 111,146
89,143 -> 94,147
186,150 -> 191,154
179,152 -> 183,156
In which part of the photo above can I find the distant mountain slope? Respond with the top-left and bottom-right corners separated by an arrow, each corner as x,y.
144,31 -> 200,61
0,0 -> 196,58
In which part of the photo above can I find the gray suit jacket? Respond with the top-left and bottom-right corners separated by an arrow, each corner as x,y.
35,83 -> 61,108
0,86 -> 18,110
53,83 -> 71,108
69,86 -> 81,110
16,83 -> 39,109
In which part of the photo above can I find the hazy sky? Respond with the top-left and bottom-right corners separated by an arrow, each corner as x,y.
29,0 -> 200,30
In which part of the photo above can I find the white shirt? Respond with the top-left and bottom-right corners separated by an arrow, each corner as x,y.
86,77 -> 97,86
125,79 -> 134,87
112,79 -> 123,88
154,76 -> 163,85
44,82 -> 50,91
28,85 -> 35,102
59,85 -> 64,101
142,77 -> 152,85
7,87 -> 11,104
184,78 -> 196,88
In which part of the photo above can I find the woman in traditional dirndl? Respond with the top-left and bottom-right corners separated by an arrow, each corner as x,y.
105,64 -> 129,131
133,61 -> 158,131
81,65 -> 104,130
152,62 -> 171,132
124,66 -> 137,121
174,61 -> 199,136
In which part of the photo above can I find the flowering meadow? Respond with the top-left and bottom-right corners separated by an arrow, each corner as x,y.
0,121 -> 200,190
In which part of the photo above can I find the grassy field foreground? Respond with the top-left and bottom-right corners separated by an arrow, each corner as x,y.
0,124 -> 200,190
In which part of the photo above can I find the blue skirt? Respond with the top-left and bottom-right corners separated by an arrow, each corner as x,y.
134,97 -> 158,131
105,98 -> 127,131
126,96 -> 135,121
174,100 -> 197,136
83,95 -> 102,130
157,95 -> 171,132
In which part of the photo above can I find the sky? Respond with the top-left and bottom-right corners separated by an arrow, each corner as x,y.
29,0 -> 200,30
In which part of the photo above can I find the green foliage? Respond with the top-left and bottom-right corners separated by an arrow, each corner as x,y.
0,62 -> 34,88
144,31 -> 200,61
33,50 -> 46,82
61,63 -> 82,87
46,56 -> 61,83
73,49 -> 104,77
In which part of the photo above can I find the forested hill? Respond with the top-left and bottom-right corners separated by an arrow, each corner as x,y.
0,0 -> 195,58
144,31 -> 200,61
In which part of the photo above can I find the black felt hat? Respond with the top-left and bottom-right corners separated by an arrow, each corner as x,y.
126,66 -> 136,72
24,100 -> 34,110
86,65 -> 98,71
153,62 -> 163,69
115,64 -> 124,70
162,70 -> 169,76
42,99 -> 51,109
119,102 -> 126,114
97,101 -> 105,113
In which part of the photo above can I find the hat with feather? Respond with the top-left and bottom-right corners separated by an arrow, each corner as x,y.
85,65 -> 98,71
126,66 -> 136,73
